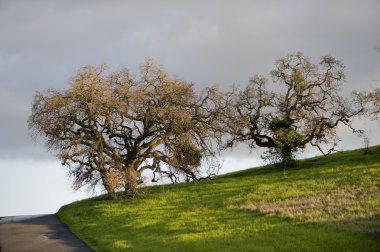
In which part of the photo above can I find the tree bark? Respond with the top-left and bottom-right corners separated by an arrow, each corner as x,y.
102,176 -> 117,200
124,168 -> 138,197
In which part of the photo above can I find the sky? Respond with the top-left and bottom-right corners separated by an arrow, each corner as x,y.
1,0 -> 379,216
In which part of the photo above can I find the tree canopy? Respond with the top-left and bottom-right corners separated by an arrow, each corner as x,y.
222,52 -> 365,166
28,60 -> 222,199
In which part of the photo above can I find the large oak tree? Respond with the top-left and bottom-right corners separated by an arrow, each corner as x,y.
29,60 -> 222,199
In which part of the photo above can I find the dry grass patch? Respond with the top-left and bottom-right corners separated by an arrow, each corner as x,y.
241,186 -> 380,235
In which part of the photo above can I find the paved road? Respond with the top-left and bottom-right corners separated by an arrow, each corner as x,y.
0,214 -> 93,252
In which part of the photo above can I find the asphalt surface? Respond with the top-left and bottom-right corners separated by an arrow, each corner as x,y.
0,214 -> 93,252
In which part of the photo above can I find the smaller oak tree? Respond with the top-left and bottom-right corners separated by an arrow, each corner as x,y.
28,60 -> 222,199
223,52 -> 365,167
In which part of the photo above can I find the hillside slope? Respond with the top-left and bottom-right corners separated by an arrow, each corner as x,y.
58,146 -> 380,251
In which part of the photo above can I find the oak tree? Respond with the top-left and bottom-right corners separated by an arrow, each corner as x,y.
28,60 -> 221,199
223,52 -> 365,166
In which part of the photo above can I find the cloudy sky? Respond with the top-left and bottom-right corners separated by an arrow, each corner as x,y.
1,0 -> 379,216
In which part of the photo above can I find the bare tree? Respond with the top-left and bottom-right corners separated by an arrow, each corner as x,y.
363,45 -> 380,118
223,52 -> 365,167
364,88 -> 380,119
28,60 -> 222,199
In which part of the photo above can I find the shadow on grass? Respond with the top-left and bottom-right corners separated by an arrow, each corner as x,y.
80,208 -> 380,252
323,214 -> 380,239
58,145 -> 380,252
60,186 -> 380,252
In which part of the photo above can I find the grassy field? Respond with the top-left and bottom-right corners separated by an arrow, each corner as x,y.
58,146 -> 380,251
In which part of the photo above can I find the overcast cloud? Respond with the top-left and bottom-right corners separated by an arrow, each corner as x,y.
0,0 -> 379,215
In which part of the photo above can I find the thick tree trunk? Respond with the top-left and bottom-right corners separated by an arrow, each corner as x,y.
124,168 -> 138,197
103,179 -> 117,200
106,188 -> 117,200
102,171 -> 118,200
280,145 -> 296,168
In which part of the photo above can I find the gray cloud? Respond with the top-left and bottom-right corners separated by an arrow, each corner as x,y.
0,0 -> 379,160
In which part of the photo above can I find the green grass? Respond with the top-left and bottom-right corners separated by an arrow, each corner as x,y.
58,146 -> 380,251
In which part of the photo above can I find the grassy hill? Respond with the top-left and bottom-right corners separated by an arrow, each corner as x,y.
58,146 -> 380,251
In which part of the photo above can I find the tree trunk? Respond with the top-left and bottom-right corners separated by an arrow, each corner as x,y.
102,171 -> 118,200
280,145 -> 295,168
124,168 -> 138,197
103,178 -> 117,200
